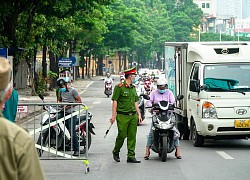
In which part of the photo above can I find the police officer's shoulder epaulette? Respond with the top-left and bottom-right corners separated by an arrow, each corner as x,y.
118,83 -> 124,88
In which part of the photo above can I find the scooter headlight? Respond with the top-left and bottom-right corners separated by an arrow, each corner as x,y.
155,121 -> 174,129
202,102 -> 217,119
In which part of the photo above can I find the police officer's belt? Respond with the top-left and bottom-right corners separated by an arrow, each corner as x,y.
117,111 -> 136,116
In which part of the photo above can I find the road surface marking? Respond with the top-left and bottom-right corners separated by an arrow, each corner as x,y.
93,101 -> 101,104
79,81 -> 93,95
216,151 -> 234,159
86,81 -> 93,88
79,90 -> 86,95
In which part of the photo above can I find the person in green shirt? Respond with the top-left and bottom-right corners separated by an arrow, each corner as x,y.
110,66 -> 142,163
2,88 -> 18,122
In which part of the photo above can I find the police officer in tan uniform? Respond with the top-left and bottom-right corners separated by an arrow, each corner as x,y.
110,66 -> 142,163
0,57 -> 45,180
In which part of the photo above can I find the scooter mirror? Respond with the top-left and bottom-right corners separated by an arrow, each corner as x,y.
38,94 -> 44,100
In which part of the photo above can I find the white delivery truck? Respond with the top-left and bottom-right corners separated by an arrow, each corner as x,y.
164,42 -> 250,147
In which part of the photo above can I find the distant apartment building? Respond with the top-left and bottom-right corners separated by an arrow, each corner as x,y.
193,0 -> 217,32
217,0 -> 242,19
242,0 -> 250,19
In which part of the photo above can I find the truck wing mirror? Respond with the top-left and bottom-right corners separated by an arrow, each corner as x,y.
176,95 -> 184,100
189,79 -> 200,92
200,84 -> 207,91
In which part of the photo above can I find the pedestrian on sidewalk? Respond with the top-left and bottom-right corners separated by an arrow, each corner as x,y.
0,57 -> 45,180
110,66 -> 142,163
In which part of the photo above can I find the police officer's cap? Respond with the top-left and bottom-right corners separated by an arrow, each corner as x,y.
124,66 -> 137,75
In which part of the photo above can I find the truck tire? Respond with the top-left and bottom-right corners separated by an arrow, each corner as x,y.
192,121 -> 204,147
161,136 -> 168,162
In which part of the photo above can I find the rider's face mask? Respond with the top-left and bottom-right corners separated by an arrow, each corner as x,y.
64,77 -> 70,83
60,87 -> 67,92
157,85 -> 166,94
158,89 -> 166,94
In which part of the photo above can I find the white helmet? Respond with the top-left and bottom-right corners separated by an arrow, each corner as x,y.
157,78 -> 168,86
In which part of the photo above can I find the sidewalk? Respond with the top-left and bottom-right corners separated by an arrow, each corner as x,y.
17,76 -> 105,103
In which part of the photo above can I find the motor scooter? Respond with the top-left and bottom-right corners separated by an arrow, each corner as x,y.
36,94 -> 95,157
104,79 -> 113,97
145,98 -> 177,162
144,79 -> 151,95
134,81 -> 145,124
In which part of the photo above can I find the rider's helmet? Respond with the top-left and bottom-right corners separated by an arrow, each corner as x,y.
157,78 -> 168,88
57,77 -> 67,88
107,73 -> 111,78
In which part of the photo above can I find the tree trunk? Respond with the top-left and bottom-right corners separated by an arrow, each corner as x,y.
88,53 -> 91,78
49,51 -> 58,89
124,52 -> 127,70
98,55 -> 103,76
118,51 -> 121,73
32,48 -> 38,95
42,44 -> 47,78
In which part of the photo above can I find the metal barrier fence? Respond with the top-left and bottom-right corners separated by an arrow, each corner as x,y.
16,102 -> 92,173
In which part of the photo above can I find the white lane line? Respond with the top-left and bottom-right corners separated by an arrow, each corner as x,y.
79,81 -> 93,95
216,151 -> 234,159
79,90 -> 86,95
86,81 -> 93,88
93,101 -> 101,104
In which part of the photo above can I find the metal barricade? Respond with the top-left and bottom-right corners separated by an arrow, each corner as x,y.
16,102 -> 92,173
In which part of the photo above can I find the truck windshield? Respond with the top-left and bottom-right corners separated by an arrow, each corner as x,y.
204,64 -> 250,92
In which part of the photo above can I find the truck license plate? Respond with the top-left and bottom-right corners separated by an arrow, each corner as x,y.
234,120 -> 250,128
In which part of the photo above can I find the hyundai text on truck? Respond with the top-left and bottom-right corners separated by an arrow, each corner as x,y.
164,42 -> 250,147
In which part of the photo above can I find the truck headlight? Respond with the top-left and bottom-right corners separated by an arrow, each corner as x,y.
202,102 -> 217,118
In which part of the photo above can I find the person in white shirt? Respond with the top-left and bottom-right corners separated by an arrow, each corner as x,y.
104,73 -> 113,84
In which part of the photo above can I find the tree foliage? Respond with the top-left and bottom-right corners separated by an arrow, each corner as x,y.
1,0 -> 249,81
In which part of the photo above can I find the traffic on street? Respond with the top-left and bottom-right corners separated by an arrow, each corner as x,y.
39,76 -> 250,180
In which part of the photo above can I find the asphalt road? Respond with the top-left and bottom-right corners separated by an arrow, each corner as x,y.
40,76 -> 250,180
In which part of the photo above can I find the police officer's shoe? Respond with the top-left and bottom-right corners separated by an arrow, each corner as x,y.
113,153 -> 120,162
127,158 -> 141,163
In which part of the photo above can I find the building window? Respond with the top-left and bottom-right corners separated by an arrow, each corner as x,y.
206,3 -> 210,8
202,3 -> 205,8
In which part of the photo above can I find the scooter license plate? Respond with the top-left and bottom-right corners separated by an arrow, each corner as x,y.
234,120 -> 250,128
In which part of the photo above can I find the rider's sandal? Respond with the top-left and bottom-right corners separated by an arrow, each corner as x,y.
175,152 -> 182,159
144,152 -> 150,160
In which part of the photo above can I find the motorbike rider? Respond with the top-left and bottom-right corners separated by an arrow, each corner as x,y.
144,78 -> 182,160
150,77 -> 158,92
104,73 -> 113,85
57,78 -> 82,156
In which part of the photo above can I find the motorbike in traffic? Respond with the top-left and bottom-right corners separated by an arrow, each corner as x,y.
36,95 -> 95,157
143,79 -> 151,95
146,99 -> 177,162
104,79 -> 113,97
134,81 -> 145,124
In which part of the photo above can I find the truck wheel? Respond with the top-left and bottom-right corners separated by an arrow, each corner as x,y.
192,122 -> 204,147
161,136 -> 168,162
